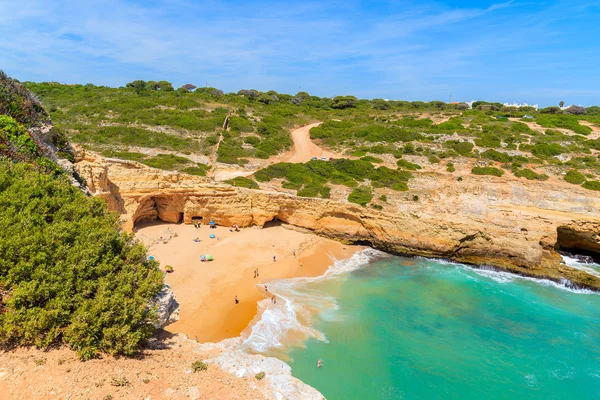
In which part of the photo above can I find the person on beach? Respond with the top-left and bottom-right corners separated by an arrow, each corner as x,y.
256,268 -> 259,277
273,296 -> 277,304
264,285 -> 268,291
254,270 -> 257,279
235,295 -> 239,304
293,249 -> 296,257
273,255 -> 276,262
317,359 -> 323,368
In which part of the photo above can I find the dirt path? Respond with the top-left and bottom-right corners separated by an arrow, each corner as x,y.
279,122 -> 340,163
212,122 -> 342,181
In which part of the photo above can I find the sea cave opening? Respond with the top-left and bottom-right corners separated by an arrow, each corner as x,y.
555,226 -> 600,263
262,217 -> 283,229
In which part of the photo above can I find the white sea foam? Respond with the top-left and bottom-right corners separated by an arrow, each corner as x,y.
461,264 -> 597,295
240,248 -> 384,356
560,254 -> 600,278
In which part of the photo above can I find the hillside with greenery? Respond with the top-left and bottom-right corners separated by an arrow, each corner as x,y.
0,72 -> 164,359
24,81 -> 600,201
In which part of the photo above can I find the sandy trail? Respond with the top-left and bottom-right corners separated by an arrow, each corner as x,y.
136,222 -> 359,343
212,122 -> 342,181
280,122 -> 339,163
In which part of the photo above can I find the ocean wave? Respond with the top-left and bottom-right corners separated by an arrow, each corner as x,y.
240,248 -> 382,356
462,265 -> 596,295
560,254 -> 600,278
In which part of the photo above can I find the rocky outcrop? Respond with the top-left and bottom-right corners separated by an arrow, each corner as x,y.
556,222 -> 600,255
150,284 -> 180,328
74,151 -> 600,290
197,338 -> 325,400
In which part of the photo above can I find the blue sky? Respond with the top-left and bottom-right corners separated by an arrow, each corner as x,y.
1,0 -> 599,106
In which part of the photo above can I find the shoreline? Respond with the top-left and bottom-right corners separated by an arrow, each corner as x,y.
135,221 -> 362,344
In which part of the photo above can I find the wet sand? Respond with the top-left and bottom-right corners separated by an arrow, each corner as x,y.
136,222 -> 360,343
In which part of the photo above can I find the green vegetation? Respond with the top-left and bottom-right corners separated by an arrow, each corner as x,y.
535,114 -> 592,135
254,159 -> 411,200
255,372 -> 266,381
582,180 -> 600,191
225,176 -> 259,189
360,155 -> 383,163
512,167 -> 548,181
471,166 -> 504,177
0,70 -> 48,126
348,186 -> 373,206
0,161 -> 163,359
443,140 -> 473,156
191,361 -> 208,372
564,170 -> 586,184
396,159 -> 422,170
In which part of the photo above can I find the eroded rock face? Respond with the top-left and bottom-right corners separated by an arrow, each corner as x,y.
150,284 -> 180,328
557,222 -> 600,255
75,152 -> 600,290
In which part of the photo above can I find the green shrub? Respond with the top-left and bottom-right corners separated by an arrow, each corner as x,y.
471,166 -> 504,177
379,195 -> 387,202
348,186 -> 373,205
360,155 -> 383,163
142,154 -> 191,170
191,361 -> 208,372
412,195 -> 419,201
564,170 -> 586,184
0,70 -> 48,126
531,143 -> 564,158
319,186 -> 331,199
372,204 -> 383,210
443,140 -> 473,156
225,176 -> 259,189
536,114 -> 592,135
0,162 -> 163,359
255,372 -> 266,380
428,155 -> 440,164
396,159 -> 422,170
582,180 -> 600,191
512,168 -> 548,181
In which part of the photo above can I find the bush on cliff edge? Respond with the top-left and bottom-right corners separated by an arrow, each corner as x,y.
0,161 -> 163,359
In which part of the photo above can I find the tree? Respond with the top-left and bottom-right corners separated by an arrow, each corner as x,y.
180,84 -> 197,92
559,101 -> 565,108
125,80 -> 147,94
564,105 -> 587,115
146,81 -> 174,91
331,95 -> 358,109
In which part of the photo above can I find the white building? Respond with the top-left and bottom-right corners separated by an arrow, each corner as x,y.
502,102 -> 539,110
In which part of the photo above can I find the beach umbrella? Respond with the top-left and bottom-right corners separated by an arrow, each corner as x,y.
206,254 -> 213,261
209,233 -> 216,239
209,221 -> 216,226
148,256 -> 154,261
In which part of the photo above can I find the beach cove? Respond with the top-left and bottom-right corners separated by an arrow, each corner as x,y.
135,222 -> 361,343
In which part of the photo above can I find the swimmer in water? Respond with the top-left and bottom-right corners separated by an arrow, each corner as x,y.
317,359 -> 323,368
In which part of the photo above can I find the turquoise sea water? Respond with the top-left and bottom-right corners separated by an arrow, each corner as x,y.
245,252 -> 600,400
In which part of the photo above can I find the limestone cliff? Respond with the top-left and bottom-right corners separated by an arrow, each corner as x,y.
74,149 -> 600,290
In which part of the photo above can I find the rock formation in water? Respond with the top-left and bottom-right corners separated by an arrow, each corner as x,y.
74,148 -> 600,290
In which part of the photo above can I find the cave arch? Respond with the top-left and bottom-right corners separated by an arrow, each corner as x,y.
556,225 -> 600,262
133,195 -> 186,228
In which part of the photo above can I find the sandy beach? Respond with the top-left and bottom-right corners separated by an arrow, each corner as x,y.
136,222 -> 360,343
